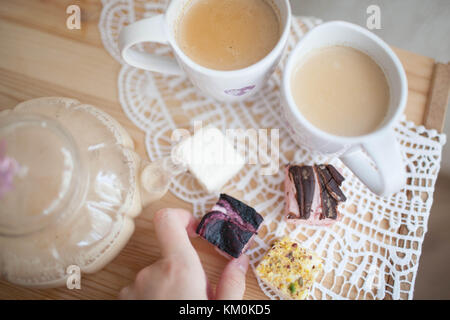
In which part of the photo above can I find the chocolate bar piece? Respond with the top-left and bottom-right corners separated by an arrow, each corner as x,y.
284,164 -> 346,226
316,165 -> 346,202
326,164 -> 345,186
288,165 -> 315,219
315,166 -> 338,220
196,194 -> 264,258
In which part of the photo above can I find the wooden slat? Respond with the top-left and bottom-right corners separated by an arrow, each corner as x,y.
0,20 -> 119,105
393,48 -> 436,127
424,63 -> 450,131
0,0 -> 103,47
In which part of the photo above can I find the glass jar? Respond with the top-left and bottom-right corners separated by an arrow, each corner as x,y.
0,97 -> 184,288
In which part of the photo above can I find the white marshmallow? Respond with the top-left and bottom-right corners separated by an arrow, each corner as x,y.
172,126 -> 245,193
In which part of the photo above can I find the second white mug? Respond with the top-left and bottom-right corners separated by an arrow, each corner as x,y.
281,21 -> 408,197
119,0 -> 291,102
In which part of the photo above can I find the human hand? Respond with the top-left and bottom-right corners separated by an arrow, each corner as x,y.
119,208 -> 249,300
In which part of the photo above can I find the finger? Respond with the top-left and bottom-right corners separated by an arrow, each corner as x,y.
118,285 -> 134,300
215,254 -> 249,300
186,215 -> 199,238
153,208 -> 199,257
206,277 -> 215,300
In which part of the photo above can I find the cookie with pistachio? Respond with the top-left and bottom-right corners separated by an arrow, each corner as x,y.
255,237 -> 323,300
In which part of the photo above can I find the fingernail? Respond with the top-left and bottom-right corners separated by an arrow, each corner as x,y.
235,254 -> 249,273
190,231 -> 199,239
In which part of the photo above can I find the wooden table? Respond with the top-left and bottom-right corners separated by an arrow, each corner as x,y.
0,0 -> 449,300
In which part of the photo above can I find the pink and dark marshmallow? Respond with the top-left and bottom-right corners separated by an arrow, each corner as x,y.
196,193 -> 264,258
285,164 -> 346,226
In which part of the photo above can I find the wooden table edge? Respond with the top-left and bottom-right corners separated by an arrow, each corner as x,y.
424,62 -> 450,132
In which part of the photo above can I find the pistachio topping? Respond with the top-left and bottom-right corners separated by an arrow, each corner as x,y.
255,237 -> 323,300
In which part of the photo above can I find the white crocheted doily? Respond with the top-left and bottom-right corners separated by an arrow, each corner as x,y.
99,0 -> 446,300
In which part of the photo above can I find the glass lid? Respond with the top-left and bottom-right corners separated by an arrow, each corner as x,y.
0,113 -> 79,236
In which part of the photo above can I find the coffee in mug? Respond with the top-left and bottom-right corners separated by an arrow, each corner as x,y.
119,0 -> 291,102
291,45 -> 390,137
176,0 -> 281,71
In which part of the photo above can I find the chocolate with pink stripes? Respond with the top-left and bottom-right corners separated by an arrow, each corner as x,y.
196,194 -> 264,258
288,164 -> 346,220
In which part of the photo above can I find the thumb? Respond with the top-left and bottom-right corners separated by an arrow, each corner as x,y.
215,254 -> 249,300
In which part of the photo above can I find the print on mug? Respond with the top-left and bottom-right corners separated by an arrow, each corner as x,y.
224,85 -> 256,96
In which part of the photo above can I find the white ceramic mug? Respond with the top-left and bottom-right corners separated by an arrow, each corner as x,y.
119,0 -> 291,102
281,21 -> 408,197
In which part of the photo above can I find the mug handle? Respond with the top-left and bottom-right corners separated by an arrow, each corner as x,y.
339,129 -> 406,196
119,15 -> 184,75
